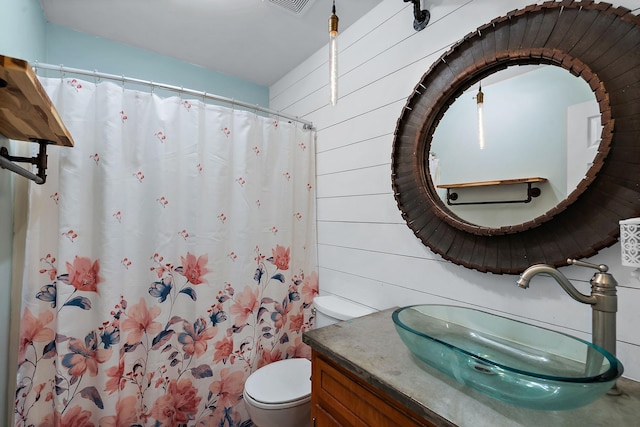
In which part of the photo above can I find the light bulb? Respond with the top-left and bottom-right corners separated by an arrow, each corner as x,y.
329,2 -> 339,106
477,85 -> 485,150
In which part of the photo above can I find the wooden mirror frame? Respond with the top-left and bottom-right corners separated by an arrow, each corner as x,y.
392,1 -> 640,275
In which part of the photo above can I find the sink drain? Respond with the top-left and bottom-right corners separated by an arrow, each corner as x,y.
469,361 -> 496,375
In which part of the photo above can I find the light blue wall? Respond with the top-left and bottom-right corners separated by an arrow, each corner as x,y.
0,0 -> 46,60
43,24 -> 269,107
0,0 -> 47,421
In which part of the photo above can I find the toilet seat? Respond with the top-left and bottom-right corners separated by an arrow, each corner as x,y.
244,358 -> 311,409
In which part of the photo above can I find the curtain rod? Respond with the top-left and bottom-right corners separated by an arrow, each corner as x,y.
33,62 -> 314,130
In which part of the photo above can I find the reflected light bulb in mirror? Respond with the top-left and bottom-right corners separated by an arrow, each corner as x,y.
477,84 -> 485,150
329,1 -> 339,106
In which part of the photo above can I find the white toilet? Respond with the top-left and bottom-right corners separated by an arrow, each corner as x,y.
242,295 -> 375,427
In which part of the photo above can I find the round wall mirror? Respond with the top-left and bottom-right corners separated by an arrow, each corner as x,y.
392,2 -> 640,274
430,64 -> 599,228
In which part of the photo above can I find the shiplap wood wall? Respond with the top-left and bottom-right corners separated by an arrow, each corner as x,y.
270,0 -> 640,381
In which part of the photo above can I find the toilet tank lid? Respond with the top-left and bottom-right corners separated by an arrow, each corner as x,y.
244,358 -> 311,404
313,295 -> 375,320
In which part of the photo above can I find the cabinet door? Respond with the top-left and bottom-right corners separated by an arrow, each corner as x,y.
311,351 -> 435,427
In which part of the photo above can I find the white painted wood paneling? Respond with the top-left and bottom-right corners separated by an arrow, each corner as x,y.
271,0 -> 640,381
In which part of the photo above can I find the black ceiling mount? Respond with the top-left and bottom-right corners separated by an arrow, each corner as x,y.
404,0 -> 430,31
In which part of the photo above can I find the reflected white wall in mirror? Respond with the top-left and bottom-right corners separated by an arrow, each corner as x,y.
430,65 -> 597,228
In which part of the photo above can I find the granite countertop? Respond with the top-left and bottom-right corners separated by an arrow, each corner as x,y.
303,308 -> 640,427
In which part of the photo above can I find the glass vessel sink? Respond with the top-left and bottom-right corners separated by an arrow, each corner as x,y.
392,305 -> 623,410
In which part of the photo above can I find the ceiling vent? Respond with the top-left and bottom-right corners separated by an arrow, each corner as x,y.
267,0 -> 316,15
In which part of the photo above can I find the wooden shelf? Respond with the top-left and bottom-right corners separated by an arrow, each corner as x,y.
437,177 -> 547,189
0,54 -> 74,147
437,177 -> 547,206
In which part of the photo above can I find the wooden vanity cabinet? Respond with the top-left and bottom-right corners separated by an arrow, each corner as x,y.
311,350 -> 436,427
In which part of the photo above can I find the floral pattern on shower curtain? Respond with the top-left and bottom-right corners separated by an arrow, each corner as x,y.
14,77 -> 318,427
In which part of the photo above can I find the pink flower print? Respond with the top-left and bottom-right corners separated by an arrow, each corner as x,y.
289,312 -> 305,334
182,100 -> 192,111
179,229 -> 190,240
89,153 -> 99,164
33,382 -> 46,401
65,256 -> 102,293
283,172 -> 291,181
155,130 -> 167,143
227,251 -> 237,262
294,212 -> 303,220
61,331 -> 112,377
229,285 -> 259,326
299,142 -> 307,150
272,300 -> 292,330
236,176 -> 246,186
121,257 -> 132,269
150,379 -> 201,425
178,317 -> 218,357
307,183 -> 313,191
179,252 -> 211,285
271,245 -> 290,270
221,127 -> 231,138
120,110 -> 128,122
133,171 -> 145,182
208,367 -> 244,408
302,271 -> 319,305
62,229 -> 78,242
39,253 -> 57,281
271,226 -> 279,235
287,337 -> 312,359
213,336 -> 234,364
18,308 -> 54,364
121,298 -> 162,344
99,395 -> 138,427
67,78 -> 82,91
273,119 -> 279,128
57,405 -> 94,427
104,356 -> 126,395
50,192 -> 59,204
157,196 -> 169,208
255,199 -> 261,207
254,247 -> 265,265
113,210 -> 122,223
252,146 -> 260,155
217,213 -> 227,223
258,348 -> 283,369
196,163 -> 203,173
150,253 -> 173,278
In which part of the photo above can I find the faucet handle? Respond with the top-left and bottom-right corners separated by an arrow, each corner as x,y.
567,258 -> 609,272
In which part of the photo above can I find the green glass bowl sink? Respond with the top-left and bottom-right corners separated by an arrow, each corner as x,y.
392,305 -> 623,410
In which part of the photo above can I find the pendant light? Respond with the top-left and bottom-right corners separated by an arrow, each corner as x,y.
476,83 -> 485,150
329,0 -> 339,106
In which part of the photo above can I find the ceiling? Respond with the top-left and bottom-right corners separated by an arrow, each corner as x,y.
40,0 -> 384,87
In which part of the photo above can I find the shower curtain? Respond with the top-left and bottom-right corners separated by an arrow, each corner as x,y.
14,77 -> 318,426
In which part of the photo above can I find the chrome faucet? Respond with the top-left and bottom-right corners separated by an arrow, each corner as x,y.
517,258 -> 621,395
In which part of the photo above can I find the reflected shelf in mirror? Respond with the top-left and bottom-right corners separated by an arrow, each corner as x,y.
437,177 -> 547,206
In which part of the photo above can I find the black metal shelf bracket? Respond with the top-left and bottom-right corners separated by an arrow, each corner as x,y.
445,182 -> 542,206
0,139 -> 50,184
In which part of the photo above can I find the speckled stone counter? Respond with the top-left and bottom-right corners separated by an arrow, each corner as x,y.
303,308 -> 640,427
